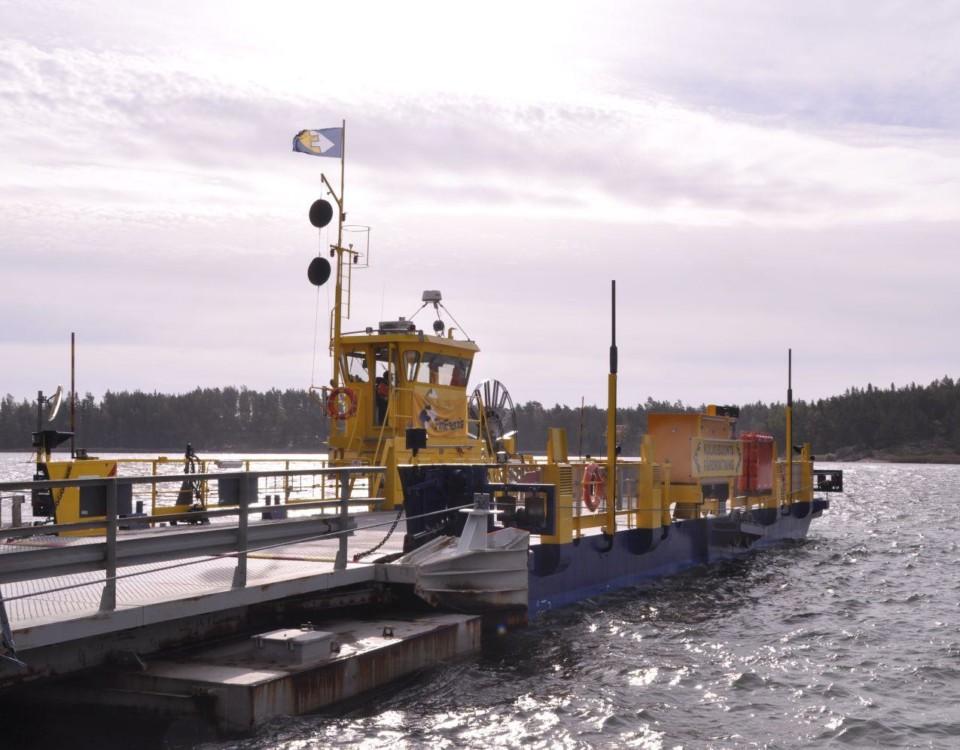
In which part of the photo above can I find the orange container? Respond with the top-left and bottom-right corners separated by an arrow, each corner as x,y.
739,432 -> 774,493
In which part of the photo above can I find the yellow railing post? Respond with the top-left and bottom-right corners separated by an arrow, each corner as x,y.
638,435 -> 659,531
662,460 -> 673,527
801,443 -> 812,501
200,460 -> 208,506
150,459 -> 158,514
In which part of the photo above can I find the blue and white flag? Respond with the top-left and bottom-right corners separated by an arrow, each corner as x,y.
292,128 -> 343,158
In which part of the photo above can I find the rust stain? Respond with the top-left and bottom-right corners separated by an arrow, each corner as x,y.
280,621 -> 478,715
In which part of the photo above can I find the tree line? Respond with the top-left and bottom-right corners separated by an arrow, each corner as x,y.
524,377 -> 960,459
2,377 -> 959,459
0,388 -> 325,453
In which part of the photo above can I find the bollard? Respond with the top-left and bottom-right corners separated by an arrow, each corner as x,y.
261,493 -> 286,521
261,494 -> 271,521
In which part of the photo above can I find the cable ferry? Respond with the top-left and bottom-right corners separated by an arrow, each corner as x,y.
299,124 -> 844,618
0,128 -> 846,731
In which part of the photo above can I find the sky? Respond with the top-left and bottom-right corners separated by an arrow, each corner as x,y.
2,0 -> 960,409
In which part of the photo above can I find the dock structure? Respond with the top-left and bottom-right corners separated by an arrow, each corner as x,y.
1,440 -> 839,739
0,466 -> 487,734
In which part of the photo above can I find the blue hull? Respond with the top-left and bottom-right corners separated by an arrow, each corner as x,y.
528,500 -> 828,616
397,464 -> 830,618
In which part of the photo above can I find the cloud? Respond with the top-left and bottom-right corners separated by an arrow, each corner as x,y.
602,1 -> 960,129
5,31 -> 960,236
2,2 -> 960,408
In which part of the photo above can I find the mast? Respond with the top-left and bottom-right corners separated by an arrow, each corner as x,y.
70,332 -> 76,458
339,118 -> 346,250
323,120 -> 347,387
578,395 -> 584,460
786,348 -> 793,504
298,122 -> 351,398
605,280 -> 618,536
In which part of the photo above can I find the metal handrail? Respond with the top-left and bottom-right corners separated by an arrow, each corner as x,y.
0,496 -> 384,539
0,464 -> 379,493
0,466 -> 386,618
0,502 -> 471,608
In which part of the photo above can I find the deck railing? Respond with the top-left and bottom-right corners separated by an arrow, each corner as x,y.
0,465 -> 382,614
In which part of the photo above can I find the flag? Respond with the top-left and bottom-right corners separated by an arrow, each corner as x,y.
292,128 -> 343,158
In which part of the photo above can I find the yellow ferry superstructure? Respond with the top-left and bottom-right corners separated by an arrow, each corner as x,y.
307,135 -> 514,508
325,310 -> 500,507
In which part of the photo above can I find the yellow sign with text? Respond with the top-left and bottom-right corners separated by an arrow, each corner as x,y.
412,387 -> 467,436
691,438 -> 743,478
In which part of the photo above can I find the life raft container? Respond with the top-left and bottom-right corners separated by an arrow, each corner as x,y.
326,387 -> 358,420
582,462 -> 606,511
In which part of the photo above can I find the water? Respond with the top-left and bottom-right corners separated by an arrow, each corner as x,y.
3,456 -> 959,748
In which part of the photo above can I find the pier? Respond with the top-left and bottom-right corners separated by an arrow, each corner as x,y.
0,466 -> 483,734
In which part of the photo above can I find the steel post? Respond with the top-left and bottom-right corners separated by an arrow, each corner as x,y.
12,495 -> 23,527
232,473 -> 252,588
334,470 -> 350,570
0,586 -> 25,669
99,479 -> 118,612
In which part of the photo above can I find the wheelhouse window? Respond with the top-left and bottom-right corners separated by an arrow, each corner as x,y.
408,353 -> 472,387
373,346 -> 398,381
341,350 -> 369,383
403,350 -> 420,383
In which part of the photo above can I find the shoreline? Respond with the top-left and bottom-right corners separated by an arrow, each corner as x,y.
820,453 -> 960,465
5,449 -> 960,466
0,448 -> 329,455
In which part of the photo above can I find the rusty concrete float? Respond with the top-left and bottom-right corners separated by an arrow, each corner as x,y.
35,614 -> 480,733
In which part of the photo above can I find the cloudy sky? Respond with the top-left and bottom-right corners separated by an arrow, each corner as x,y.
2,1 -> 959,409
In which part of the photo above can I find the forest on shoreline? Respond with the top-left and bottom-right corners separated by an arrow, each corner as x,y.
2,377 -> 959,462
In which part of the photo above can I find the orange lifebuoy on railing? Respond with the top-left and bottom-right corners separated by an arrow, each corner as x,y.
582,462 -> 606,512
326,387 -> 358,420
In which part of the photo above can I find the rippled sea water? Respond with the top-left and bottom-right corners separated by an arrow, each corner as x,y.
204,462 -> 960,750
4,457 -> 960,748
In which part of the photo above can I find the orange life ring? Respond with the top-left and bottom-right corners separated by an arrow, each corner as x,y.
326,387 -> 358,420
582,462 -> 606,511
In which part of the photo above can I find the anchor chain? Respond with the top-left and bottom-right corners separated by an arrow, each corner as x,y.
352,505 -> 404,562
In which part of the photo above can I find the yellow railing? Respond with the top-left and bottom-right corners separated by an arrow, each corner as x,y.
106,456 -> 331,515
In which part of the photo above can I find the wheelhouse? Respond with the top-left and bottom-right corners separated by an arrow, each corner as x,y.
327,316 -> 485,479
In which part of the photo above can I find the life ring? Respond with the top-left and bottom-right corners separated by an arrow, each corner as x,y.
326,387 -> 358,420
582,462 -> 606,511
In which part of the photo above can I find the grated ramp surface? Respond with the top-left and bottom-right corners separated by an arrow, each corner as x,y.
1,511 -> 408,637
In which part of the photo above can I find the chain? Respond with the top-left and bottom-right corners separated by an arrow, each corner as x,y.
352,505 -> 405,562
